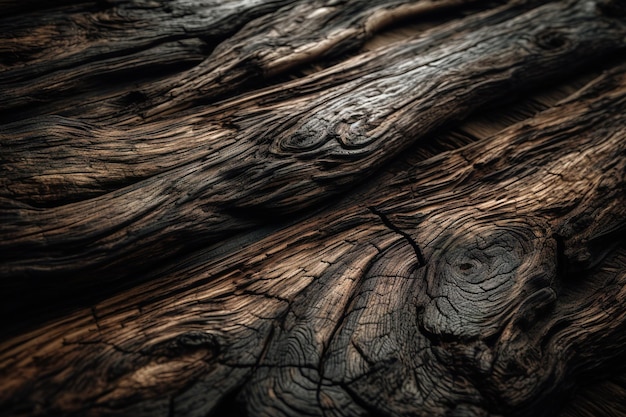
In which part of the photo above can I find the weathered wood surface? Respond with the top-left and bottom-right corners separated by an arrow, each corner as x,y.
2,0 -> 625,315
0,0 -> 478,119
1,61 -> 625,417
1,0 -> 626,416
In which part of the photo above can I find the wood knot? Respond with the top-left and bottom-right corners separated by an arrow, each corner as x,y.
120,90 -> 148,106
536,30 -> 569,51
271,117 -> 329,154
419,221 -> 555,341
271,113 -> 375,156
333,113 -> 374,149
147,331 -> 220,359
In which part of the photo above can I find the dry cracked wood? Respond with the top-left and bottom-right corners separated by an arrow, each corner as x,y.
0,0 -> 294,114
1,59 -> 625,417
142,0 -> 482,117
0,0 -> 293,75
2,0 -> 625,310
0,0 -> 482,119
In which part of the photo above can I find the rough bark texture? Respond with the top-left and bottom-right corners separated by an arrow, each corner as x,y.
1,0 -> 625,416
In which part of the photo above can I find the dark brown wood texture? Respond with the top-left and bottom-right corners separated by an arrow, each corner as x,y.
0,0 -> 625,416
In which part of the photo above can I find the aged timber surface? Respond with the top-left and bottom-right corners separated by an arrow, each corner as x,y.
1,0 -> 626,417
2,0 -> 626,313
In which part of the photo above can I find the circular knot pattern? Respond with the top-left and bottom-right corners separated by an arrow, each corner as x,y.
269,111 -> 376,157
420,221 -> 554,340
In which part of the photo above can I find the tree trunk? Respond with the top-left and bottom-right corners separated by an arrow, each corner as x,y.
1,1 -> 625,416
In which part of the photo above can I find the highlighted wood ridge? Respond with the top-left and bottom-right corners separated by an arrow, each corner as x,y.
142,0 -> 480,117
1,0 -> 626,416
0,0 -> 476,119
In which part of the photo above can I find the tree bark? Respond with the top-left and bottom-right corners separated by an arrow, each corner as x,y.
1,0 -> 625,416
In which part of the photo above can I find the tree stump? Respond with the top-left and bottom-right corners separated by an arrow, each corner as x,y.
1,1 -> 625,416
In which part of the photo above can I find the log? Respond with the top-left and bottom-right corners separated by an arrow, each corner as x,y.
1,0 -> 626,416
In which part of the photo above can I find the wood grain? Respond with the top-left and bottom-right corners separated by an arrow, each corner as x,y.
1,58 -> 625,417
2,0 -> 624,311
1,1 -> 625,415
